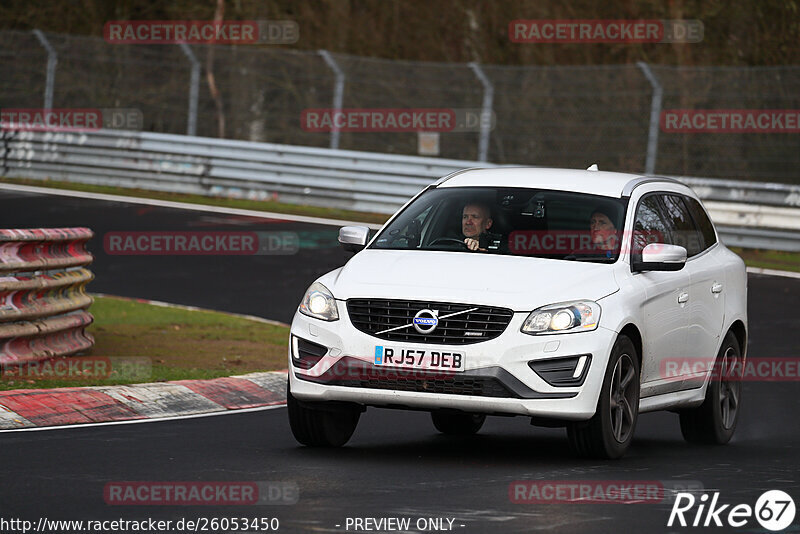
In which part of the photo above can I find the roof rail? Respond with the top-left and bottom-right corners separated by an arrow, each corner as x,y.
622,175 -> 684,196
432,167 -> 484,186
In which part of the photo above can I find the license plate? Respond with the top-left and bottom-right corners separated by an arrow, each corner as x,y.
373,345 -> 465,372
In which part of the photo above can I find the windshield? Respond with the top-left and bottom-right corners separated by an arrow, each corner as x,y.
371,187 -> 628,263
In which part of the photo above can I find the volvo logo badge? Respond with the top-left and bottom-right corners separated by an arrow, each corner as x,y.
413,309 -> 439,334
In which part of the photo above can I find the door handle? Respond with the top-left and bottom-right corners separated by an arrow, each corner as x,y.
711,282 -> 723,294
678,292 -> 689,304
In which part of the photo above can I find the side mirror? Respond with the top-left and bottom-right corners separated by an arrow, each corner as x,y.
338,226 -> 370,253
631,243 -> 687,272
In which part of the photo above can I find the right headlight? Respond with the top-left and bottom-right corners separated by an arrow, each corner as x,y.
298,282 -> 339,321
521,300 -> 601,335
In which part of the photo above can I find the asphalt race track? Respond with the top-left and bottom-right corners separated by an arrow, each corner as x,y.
1,188 -> 799,533
0,188 -> 352,324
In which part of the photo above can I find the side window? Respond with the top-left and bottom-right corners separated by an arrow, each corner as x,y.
661,195 -> 703,257
684,196 -> 717,251
632,195 -> 671,254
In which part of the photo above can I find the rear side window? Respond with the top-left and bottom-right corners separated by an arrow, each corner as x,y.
684,196 -> 718,251
632,195 -> 672,254
661,195 -> 703,257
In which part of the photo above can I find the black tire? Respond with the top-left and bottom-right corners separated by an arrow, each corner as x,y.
679,331 -> 742,444
567,335 -> 640,459
287,380 -> 360,447
431,411 -> 486,435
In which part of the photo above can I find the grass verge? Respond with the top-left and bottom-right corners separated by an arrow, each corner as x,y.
730,247 -> 800,274
0,177 -> 391,226
0,296 -> 289,391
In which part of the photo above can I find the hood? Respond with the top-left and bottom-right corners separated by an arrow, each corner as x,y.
321,249 -> 619,311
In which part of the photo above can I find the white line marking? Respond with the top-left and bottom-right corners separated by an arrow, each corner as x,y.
746,266 -> 800,279
0,182 -> 384,230
0,403 -> 287,433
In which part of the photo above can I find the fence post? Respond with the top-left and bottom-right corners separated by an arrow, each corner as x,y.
179,44 -> 200,137
468,62 -> 494,162
32,30 -> 57,111
318,50 -> 345,150
637,62 -> 663,176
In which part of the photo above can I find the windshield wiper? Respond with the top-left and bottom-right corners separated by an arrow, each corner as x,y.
562,254 -> 616,262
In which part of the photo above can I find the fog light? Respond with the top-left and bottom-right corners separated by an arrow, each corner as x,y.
572,355 -> 589,378
291,335 -> 328,370
528,354 -> 592,387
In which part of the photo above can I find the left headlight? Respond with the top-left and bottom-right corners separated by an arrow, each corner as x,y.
521,300 -> 600,335
299,282 -> 339,321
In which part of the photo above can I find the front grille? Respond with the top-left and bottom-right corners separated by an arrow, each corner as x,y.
302,358 -> 519,398
347,299 -> 513,345
335,374 -> 517,398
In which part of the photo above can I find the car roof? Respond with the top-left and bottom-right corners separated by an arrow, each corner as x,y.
436,167 -> 681,198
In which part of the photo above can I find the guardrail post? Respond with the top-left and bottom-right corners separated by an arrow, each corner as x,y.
179,44 -> 200,137
318,50 -> 345,150
637,62 -> 663,176
32,30 -> 57,111
468,62 -> 494,162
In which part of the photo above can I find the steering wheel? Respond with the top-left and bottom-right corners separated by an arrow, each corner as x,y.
428,237 -> 469,249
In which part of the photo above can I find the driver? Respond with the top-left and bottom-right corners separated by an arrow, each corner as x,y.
462,202 -> 494,251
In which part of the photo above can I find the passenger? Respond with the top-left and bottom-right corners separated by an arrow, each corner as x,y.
589,207 -> 619,251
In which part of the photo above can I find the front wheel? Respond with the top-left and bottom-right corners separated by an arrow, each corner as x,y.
567,335 -> 640,459
287,380 -> 361,447
679,331 -> 742,444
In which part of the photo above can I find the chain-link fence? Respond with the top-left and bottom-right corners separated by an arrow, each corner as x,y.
2,30 -> 799,183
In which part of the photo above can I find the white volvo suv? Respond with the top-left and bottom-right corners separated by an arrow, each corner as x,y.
287,167 -> 747,458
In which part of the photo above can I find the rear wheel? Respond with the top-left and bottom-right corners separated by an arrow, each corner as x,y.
287,380 -> 361,447
567,335 -> 639,459
679,331 -> 742,444
431,411 -> 486,435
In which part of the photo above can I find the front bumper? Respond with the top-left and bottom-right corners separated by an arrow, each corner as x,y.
288,301 -> 618,421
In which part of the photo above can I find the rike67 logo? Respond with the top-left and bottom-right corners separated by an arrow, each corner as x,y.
668,490 -> 796,531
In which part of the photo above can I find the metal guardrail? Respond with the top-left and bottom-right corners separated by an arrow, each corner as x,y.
0,228 -> 95,365
1,129 -> 477,214
675,177 -> 800,209
2,129 -> 799,250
